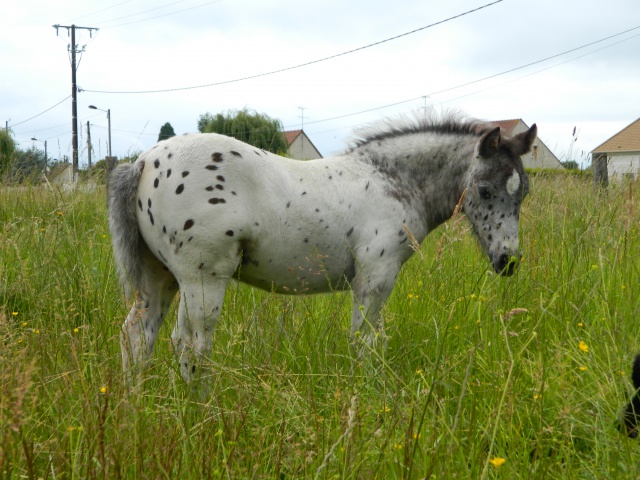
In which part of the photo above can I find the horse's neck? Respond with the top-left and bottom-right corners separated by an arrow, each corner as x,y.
358,132 -> 473,232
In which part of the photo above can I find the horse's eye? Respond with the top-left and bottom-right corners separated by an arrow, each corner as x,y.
478,186 -> 491,200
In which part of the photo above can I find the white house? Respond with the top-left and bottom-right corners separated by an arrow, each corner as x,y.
47,163 -> 73,184
490,119 -> 563,170
591,118 -> 640,178
283,130 -> 322,160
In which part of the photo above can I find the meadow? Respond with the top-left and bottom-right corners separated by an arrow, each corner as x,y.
1,173 -> 639,479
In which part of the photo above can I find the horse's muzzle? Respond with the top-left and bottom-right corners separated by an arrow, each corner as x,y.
493,252 -> 520,276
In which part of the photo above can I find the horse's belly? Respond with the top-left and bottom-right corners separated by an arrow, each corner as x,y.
234,246 -> 355,295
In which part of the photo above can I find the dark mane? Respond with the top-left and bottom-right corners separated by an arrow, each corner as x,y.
348,112 -> 492,150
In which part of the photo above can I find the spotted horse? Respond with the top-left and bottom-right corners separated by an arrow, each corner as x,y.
108,113 -> 537,385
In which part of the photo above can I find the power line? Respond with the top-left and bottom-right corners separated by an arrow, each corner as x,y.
290,25 -> 640,129
425,24 -> 640,98
91,0 -> 189,26
82,0 -> 504,94
99,0 -> 225,29
70,0 -> 135,23
10,96 -> 72,128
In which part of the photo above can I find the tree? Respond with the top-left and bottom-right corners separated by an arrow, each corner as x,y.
9,147 -> 46,183
197,108 -> 288,154
561,160 -> 579,170
0,129 -> 16,179
158,122 -> 176,142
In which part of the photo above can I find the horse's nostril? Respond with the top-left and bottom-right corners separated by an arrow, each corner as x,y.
495,253 -> 517,276
497,253 -> 509,270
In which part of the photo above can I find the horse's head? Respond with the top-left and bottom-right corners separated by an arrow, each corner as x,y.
463,124 -> 537,276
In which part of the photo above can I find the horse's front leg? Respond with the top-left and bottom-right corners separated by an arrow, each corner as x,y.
350,264 -> 398,353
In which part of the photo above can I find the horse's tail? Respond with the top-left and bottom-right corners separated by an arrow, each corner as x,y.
108,161 -> 146,298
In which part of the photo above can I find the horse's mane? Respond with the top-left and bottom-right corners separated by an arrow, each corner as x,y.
347,111 -> 492,150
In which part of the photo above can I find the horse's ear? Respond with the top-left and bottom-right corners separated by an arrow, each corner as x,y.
512,124 -> 538,155
477,127 -> 501,158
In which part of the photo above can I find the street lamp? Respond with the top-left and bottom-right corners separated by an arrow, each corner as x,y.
88,105 -> 112,157
31,137 -> 47,174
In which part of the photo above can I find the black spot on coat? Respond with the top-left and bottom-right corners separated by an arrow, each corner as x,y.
176,184 -> 184,194
184,219 -> 194,230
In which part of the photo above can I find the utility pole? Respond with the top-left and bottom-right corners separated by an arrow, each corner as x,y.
87,121 -> 92,170
53,24 -> 99,180
298,107 -> 307,154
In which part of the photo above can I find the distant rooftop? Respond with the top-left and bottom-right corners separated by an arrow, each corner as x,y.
592,118 -> 640,153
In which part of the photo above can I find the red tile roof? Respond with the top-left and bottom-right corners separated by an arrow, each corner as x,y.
283,130 -> 302,146
592,118 -> 640,153
489,119 -> 521,136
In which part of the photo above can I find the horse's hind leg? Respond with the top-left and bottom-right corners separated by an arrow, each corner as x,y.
171,278 -> 230,386
121,264 -> 178,380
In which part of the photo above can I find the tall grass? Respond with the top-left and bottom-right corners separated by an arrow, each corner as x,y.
1,176 -> 639,478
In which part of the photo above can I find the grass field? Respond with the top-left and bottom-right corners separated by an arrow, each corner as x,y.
1,174 -> 639,479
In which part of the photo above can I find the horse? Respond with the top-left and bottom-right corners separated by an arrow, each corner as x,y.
108,113 -> 537,384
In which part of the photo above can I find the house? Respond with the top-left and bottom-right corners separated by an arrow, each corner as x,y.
591,118 -> 640,178
490,119 -> 563,170
47,163 -> 73,184
283,130 -> 322,160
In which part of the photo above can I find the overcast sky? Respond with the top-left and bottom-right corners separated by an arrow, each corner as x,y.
3,0 -> 639,168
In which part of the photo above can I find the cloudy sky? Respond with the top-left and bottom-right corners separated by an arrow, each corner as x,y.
3,0 -> 639,168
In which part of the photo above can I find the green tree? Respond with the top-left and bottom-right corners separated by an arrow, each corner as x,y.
0,129 -> 16,179
158,122 -> 176,142
9,147 -> 46,183
561,160 -> 579,170
197,108 -> 288,154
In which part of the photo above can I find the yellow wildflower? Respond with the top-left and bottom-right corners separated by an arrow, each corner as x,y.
579,341 -> 589,352
12,312 -> 18,316
73,328 -> 79,333
100,386 -> 108,394
579,366 -> 587,372
488,457 -> 506,468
